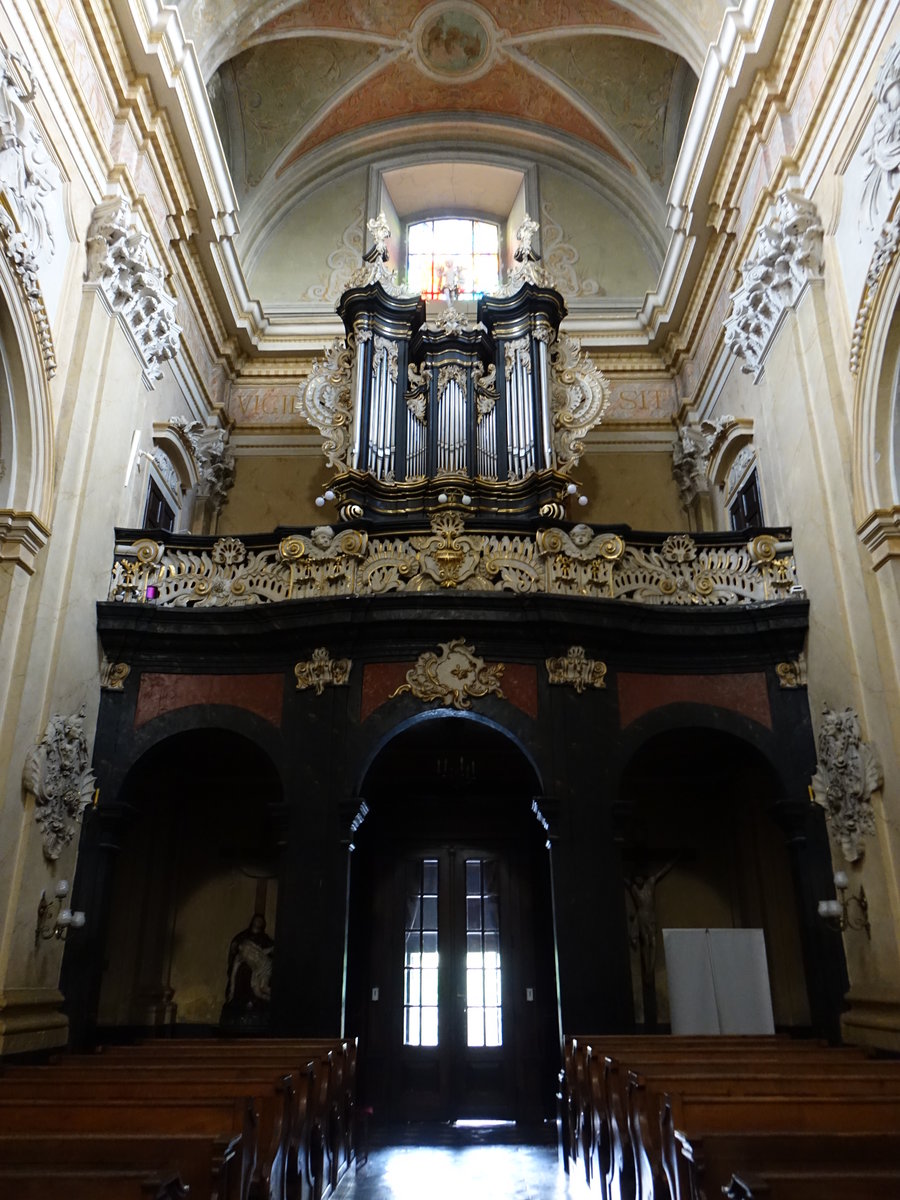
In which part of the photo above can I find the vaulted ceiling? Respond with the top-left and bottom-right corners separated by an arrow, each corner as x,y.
169,0 -> 743,336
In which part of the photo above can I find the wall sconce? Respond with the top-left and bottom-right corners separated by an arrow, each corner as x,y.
817,870 -> 870,939
35,880 -> 85,948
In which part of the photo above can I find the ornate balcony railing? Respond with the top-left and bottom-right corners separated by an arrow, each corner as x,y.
107,514 -> 802,609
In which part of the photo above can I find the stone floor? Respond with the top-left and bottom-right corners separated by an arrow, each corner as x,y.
335,1124 -> 591,1200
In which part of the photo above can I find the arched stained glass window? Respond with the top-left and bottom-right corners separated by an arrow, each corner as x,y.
407,218 -> 500,300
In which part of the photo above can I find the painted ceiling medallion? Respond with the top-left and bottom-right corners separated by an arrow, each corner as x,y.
414,4 -> 494,83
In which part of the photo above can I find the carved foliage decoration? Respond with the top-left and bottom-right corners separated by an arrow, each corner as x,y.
672,415 -> 737,508
110,519 -> 802,608
0,45 -> 57,377
390,638 -> 505,709
294,648 -> 352,695
850,216 -> 900,374
860,40 -> 900,233
549,335 -> 611,471
546,646 -> 607,693
811,706 -> 883,862
297,337 -> 355,471
85,198 -> 180,382
169,417 -> 234,514
23,706 -> 96,861
725,189 -> 824,377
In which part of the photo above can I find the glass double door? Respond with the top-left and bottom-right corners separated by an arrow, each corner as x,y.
395,846 -> 513,1121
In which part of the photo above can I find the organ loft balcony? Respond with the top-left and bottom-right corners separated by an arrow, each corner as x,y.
101,216 -> 805,642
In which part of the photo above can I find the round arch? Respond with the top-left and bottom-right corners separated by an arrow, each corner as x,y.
0,256 -> 54,569
852,237 -> 900,536
65,723 -> 287,1042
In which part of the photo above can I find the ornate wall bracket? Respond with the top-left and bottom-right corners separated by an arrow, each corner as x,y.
390,638 -> 505,709
85,198 -> 180,385
672,415 -> 738,509
724,189 -> 824,378
294,648 -> 352,696
100,658 -> 130,691
168,418 -> 235,515
22,706 -> 96,861
775,656 -> 807,688
810,706 -> 883,863
546,646 -> 607,693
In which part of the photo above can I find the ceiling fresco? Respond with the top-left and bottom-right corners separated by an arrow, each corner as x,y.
207,3 -> 700,201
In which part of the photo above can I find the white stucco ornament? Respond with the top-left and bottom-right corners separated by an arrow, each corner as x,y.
811,706 -> 883,863
724,189 -> 824,378
860,39 -> 900,232
23,706 -> 96,861
85,198 -> 180,384
169,417 -> 235,514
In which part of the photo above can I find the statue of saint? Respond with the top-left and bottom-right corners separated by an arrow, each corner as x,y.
220,913 -> 274,1026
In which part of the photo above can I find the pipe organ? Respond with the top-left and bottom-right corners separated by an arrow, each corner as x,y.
325,280 -> 581,523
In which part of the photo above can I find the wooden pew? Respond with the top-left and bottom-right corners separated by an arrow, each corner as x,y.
562,1035 -> 900,1200
0,1167 -> 190,1199
723,1168 -> 900,1199
0,1133 -> 237,1199
678,1130 -> 900,1200
0,1037 -> 357,1200
0,1068 -> 296,1200
0,1095 -> 257,1200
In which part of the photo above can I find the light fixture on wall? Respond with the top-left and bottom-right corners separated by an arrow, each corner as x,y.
35,880 -> 85,948
817,871 -> 870,939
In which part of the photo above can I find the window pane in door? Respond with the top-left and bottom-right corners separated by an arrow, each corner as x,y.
403,858 -> 439,1047
464,858 -> 502,1048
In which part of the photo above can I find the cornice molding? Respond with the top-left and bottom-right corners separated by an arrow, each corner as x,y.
0,508 -> 51,572
857,507 -> 900,570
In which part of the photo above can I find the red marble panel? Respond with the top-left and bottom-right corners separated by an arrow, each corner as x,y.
502,663 -> 538,720
361,662 -> 414,722
617,672 -> 772,730
135,673 -> 285,729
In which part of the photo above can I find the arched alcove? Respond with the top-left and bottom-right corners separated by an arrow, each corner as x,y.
347,713 -> 557,1123
618,726 -> 811,1032
95,728 -> 284,1035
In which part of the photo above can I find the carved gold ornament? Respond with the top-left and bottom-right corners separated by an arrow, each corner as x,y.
776,658 -> 807,689
546,647 -> 607,693
100,659 -> 131,691
110,520 -> 801,609
390,638 -> 505,710
294,648 -> 352,696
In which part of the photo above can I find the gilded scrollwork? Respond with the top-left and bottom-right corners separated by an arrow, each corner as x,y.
546,646 -> 607,693
776,657 -> 807,689
548,335 -> 611,471
390,638 -> 505,709
100,659 -> 131,691
294,648 -> 352,696
297,337 -> 355,471
109,522 -> 801,608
